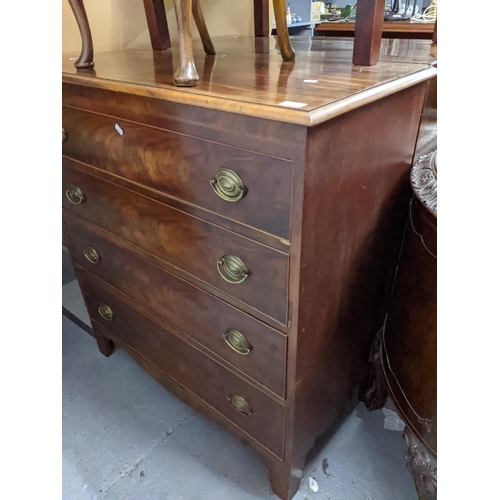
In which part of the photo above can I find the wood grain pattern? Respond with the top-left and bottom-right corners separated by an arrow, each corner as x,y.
62,82 -> 306,162
62,106 -> 293,240
61,37 -> 436,126
80,275 -> 285,457
64,213 -> 288,398
62,164 -> 290,324
63,156 -> 292,254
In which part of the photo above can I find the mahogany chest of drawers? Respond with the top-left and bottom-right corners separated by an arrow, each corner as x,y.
62,37 -> 436,499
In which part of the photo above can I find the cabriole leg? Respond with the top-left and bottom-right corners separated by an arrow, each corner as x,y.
67,0 -> 94,69
192,0 -> 216,55
272,0 -> 295,61
172,0 -> 199,86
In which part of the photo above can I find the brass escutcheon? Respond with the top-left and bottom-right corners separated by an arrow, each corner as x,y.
228,394 -> 253,415
62,128 -> 67,142
223,329 -> 252,355
210,169 -> 246,202
83,245 -> 100,264
98,304 -> 113,321
65,184 -> 85,205
217,254 -> 249,284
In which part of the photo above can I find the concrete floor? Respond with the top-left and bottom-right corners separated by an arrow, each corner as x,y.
62,248 -> 418,500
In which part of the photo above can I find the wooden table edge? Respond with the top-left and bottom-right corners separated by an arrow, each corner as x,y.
62,65 -> 437,127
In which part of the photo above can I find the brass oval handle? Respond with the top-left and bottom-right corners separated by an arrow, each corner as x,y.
83,245 -> 100,264
210,169 -> 246,202
98,304 -> 113,321
217,254 -> 249,284
62,128 -> 67,142
65,184 -> 86,205
223,329 -> 252,356
228,394 -> 253,415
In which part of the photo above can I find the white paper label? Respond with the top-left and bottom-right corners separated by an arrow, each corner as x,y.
278,101 -> 307,109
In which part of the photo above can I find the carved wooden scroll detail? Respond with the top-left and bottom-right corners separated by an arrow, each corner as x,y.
404,428 -> 437,500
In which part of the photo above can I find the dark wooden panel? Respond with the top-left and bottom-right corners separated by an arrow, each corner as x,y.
62,106 -> 293,240
254,0 -> 269,37
143,0 -> 171,50
383,195 -> 437,457
62,82 -> 306,161
62,164 -> 289,324
413,75 -> 437,159
80,274 -> 285,457
279,84 -> 427,492
64,213 -> 287,397
352,0 -> 385,66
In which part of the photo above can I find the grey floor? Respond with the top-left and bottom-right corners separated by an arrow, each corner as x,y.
62,247 -> 418,500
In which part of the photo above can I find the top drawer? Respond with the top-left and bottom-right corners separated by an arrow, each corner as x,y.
62,106 -> 293,241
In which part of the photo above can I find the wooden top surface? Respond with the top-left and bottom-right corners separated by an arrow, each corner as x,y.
62,36 -> 437,126
315,21 -> 436,34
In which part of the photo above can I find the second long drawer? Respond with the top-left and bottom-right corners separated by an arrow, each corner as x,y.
62,162 -> 289,324
64,213 -> 287,398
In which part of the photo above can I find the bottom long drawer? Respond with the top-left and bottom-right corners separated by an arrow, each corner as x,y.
78,272 -> 285,458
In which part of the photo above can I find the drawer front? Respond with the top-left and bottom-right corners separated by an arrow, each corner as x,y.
62,106 -> 292,240
62,163 -> 289,324
79,273 -> 285,458
64,214 -> 287,397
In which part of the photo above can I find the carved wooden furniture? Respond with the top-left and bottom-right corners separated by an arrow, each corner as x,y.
62,37 -> 437,499
67,0 -> 94,69
382,149 -> 437,500
361,63 -> 437,499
